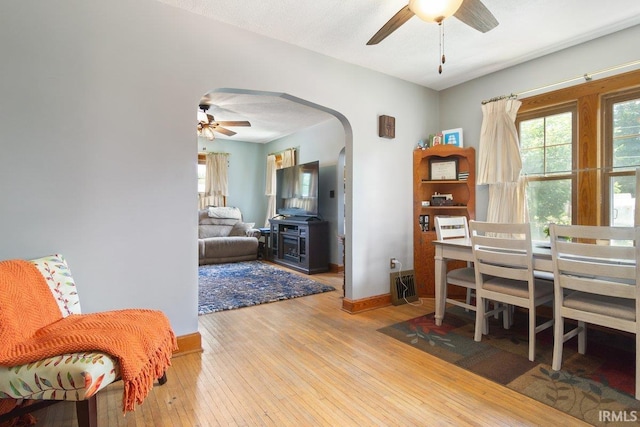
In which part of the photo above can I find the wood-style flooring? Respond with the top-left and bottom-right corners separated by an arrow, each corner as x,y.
33,267 -> 586,426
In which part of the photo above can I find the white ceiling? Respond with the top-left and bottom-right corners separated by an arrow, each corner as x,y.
200,90 -> 336,144
177,0 -> 640,143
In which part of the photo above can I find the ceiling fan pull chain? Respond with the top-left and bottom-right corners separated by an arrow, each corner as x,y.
438,21 -> 445,74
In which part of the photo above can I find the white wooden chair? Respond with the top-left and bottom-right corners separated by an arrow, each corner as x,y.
549,224 -> 640,399
470,221 -> 554,362
434,216 -> 475,311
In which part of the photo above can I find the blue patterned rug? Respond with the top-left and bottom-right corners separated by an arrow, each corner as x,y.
198,261 -> 335,315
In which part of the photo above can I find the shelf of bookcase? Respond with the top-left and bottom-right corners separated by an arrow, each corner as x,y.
422,206 -> 468,210
421,180 -> 469,184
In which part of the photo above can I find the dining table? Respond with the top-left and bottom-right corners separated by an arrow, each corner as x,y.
432,237 -> 553,326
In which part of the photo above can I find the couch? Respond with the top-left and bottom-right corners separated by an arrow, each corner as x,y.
198,206 -> 260,265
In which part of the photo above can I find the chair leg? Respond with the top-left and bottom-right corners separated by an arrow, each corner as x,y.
502,304 -> 510,330
158,372 -> 168,385
465,288 -> 472,312
482,299 -> 489,335
552,315 -> 564,371
76,395 -> 97,427
474,296 -> 485,342
528,308 -> 536,362
636,330 -> 640,400
577,321 -> 586,355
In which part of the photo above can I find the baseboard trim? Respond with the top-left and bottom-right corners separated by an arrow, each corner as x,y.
173,332 -> 203,357
329,263 -> 345,273
342,293 -> 392,314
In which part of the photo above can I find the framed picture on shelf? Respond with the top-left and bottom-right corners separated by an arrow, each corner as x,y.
442,128 -> 463,147
429,158 -> 458,180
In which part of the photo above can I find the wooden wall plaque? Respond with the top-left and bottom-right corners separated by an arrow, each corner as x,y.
378,115 -> 395,139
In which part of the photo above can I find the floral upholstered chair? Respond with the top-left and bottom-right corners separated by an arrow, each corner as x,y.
0,254 -> 168,427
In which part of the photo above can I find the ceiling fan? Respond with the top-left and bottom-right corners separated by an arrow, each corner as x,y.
367,0 -> 498,73
197,104 -> 251,140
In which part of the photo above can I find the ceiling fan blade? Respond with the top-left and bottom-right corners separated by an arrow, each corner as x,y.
453,0 -> 498,33
206,114 -> 215,123
213,126 -> 237,137
215,120 -> 251,127
366,5 -> 415,45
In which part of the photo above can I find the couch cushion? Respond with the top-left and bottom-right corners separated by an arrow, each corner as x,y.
198,224 -> 234,239
229,222 -> 256,236
0,351 -> 119,401
201,236 -> 258,259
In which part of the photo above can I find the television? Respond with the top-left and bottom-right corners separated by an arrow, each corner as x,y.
275,160 -> 320,218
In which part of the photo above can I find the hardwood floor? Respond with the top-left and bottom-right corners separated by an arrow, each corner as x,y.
33,268 -> 587,426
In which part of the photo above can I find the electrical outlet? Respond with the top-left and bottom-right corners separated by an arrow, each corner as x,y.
390,258 -> 398,269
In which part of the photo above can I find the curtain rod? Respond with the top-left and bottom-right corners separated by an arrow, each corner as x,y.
200,151 -> 229,155
482,59 -> 640,104
481,93 -> 518,105
268,146 -> 298,157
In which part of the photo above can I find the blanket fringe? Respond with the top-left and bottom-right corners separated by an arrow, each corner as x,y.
122,331 -> 177,413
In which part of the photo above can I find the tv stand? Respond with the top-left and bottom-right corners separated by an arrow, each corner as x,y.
285,215 -> 321,222
269,217 -> 329,274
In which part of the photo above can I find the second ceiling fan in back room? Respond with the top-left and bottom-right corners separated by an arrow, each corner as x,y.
367,0 -> 499,74
197,104 -> 251,141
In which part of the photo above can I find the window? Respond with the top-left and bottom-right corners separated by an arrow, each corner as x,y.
517,105 -> 576,239
517,68 -> 640,229
198,154 -> 206,193
603,90 -> 640,226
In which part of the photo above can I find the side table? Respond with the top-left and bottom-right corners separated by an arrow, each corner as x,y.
258,227 -> 271,260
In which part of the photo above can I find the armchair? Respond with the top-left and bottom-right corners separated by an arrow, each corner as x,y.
0,254 -> 176,427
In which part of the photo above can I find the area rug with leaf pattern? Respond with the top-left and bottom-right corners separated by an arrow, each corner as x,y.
379,307 -> 639,426
198,261 -> 335,315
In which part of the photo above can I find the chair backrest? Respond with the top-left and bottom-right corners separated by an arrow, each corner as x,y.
549,224 -> 639,329
30,254 -> 82,317
435,216 -> 469,240
469,221 -> 533,283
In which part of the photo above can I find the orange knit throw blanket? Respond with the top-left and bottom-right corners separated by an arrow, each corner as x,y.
0,259 -> 177,413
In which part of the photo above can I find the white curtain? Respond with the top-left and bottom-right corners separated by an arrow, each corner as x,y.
281,148 -> 295,169
199,153 -> 228,209
264,148 -> 296,226
478,98 -> 528,224
264,154 -> 277,227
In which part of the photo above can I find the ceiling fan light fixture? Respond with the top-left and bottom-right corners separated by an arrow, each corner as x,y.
409,0 -> 464,23
197,123 -> 215,141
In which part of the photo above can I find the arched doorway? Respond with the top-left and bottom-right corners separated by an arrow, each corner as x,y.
196,88 -> 352,297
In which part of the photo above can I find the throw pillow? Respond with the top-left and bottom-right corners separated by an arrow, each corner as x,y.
208,206 -> 242,220
229,222 -> 255,237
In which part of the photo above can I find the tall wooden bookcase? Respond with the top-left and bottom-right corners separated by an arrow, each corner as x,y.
413,145 -> 476,297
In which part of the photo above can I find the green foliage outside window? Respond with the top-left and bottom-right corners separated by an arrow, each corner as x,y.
609,99 -> 640,226
520,112 -> 573,239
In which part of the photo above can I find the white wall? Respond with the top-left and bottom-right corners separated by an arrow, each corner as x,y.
0,0 -> 437,335
439,25 -> 640,220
